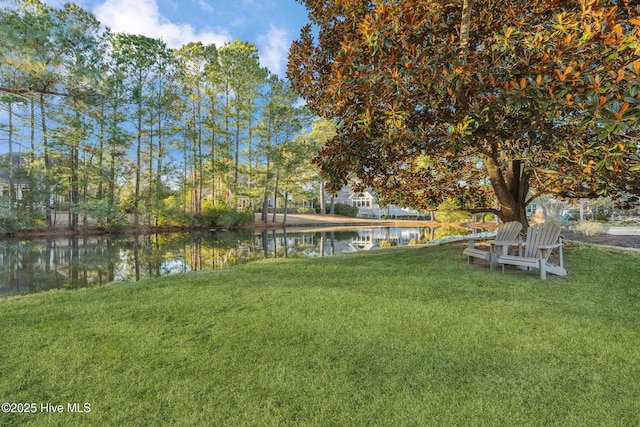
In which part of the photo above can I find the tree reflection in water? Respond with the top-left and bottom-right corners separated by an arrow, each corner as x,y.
0,226 -> 477,297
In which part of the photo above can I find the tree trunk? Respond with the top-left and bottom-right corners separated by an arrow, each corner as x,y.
29,98 -> 35,169
482,153 -> 530,228
283,191 -> 289,227
272,171 -> 279,223
40,94 -> 52,227
8,102 -> 15,209
262,157 -> 270,223
98,101 -> 105,199
459,0 -> 473,60
156,107 -> 164,228
134,106 -> 142,229
319,182 -> 326,215
233,96 -> 241,207
69,109 -> 80,232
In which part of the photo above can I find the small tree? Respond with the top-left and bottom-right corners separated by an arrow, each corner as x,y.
436,198 -> 473,223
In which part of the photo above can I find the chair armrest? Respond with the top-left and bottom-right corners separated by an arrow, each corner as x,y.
491,240 -> 520,247
491,239 -> 523,257
538,243 -> 561,250
464,234 -> 496,248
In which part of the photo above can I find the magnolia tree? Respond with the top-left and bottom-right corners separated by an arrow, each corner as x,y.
288,0 -> 640,226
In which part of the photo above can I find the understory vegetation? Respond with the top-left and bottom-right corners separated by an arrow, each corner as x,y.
1,243 -> 638,426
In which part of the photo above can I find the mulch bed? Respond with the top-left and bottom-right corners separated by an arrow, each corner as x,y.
562,230 -> 640,249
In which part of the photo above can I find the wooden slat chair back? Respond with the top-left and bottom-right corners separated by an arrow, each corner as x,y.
497,222 -> 567,280
522,223 -> 561,259
463,221 -> 522,267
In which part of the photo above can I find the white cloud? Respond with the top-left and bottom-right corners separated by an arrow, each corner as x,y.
195,0 -> 214,14
94,0 -> 230,49
257,25 -> 291,77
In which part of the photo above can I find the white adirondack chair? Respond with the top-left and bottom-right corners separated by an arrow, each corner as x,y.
463,221 -> 522,269
496,222 -> 567,280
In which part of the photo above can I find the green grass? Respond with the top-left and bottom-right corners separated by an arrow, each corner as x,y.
1,242 -> 639,426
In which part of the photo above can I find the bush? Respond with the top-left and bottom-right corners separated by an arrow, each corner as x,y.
75,198 -> 129,232
575,220 -> 606,236
0,198 -> 47,234
200,204 -> 254,227
379,240 -> 397,248
433,226 -> 472,239
333,203 -> 358,217
297,207 -> 315,214
0,198 -> 18,234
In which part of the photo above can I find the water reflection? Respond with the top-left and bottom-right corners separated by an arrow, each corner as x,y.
0,226 -> 477,297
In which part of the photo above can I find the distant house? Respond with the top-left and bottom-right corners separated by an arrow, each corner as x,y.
327,185 -> 423,218
0,153 -> 69,206
0,153 -> 29,201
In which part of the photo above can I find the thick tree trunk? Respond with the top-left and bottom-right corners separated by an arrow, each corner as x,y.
482,153 -> 530,228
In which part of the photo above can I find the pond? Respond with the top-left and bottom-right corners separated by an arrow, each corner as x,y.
0,225 -> 481,297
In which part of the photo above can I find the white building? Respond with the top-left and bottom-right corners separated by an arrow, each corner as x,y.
327,185 -> 423,218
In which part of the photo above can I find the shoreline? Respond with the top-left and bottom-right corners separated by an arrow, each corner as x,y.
3,213 -> 496,240
5,214 -> 640,248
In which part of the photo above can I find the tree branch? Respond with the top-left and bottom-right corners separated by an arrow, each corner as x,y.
469,207 -> 500,216
0,86 -> 90,99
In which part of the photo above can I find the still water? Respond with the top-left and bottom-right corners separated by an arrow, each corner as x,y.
0,226 -> 474,297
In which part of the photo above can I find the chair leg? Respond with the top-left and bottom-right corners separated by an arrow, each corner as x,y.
540,261 -> 546,280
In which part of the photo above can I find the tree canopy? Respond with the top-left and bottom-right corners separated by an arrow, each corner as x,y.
288,0 -> 640,225
0,0 -> 313,232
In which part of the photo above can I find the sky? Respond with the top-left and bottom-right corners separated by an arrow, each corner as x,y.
1,0 -> 311,153
0,0 -> 307,153
42,0 -> 311,77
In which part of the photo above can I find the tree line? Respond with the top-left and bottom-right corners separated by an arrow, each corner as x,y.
0,0 -> 328,233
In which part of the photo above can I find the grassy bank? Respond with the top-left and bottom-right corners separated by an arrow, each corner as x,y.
1,243 -> 639,426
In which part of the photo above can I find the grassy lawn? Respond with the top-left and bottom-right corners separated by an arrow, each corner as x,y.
1,242 -> 639,426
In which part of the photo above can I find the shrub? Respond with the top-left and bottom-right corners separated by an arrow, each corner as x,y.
379,240 -> 397,248
0,198 -> 18,234
297,207 -> 315,214
0,198 -> 47,234
333,203 -> 359,217
200,204 -> 254,227
433,226 -> 472,239
575,220 -> 606,236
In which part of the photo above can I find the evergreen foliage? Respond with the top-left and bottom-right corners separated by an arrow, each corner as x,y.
0,0 -> 315,232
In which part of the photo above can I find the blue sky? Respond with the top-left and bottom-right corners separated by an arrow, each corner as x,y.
1,0 -> 311,153
43,0 -> 311,77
